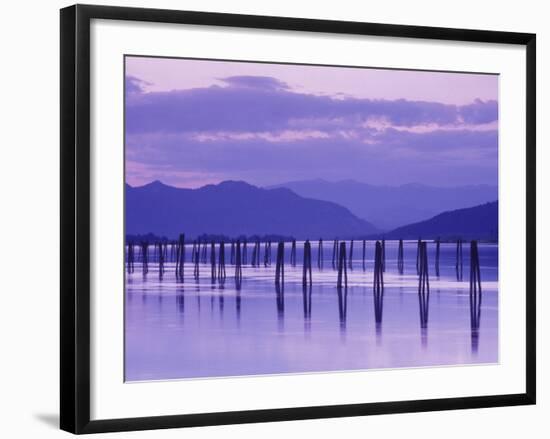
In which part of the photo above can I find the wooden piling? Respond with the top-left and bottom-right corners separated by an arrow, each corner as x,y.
318,238 -> 323,269
337,241 -> 348,289
418,241 -> 430,329
140,241 -> 149,275
362,240 -> 366,271
348,240 -> 354,270
234,240 -> 242,289
456,238 -> 463,281
242,239 -> 248,265
209,243 -> 216,283
416,238 -> 421,275
157,242 -> 165,280
469,240 -> 482,352
230,240 -> 235,265
126,242 -> 135,274
264,240 -> 272,267
290,239 -> 297,267
193,241 -> 200,280
435,237 -> 441,277
373,241 -> 384,325
336,242 -> 348,327
275,241 -> 285,285
175,234 -> 185,280
251,241 -> 258,267
381,239 -> 386,272
397,239 -> 404,275
218,242 -> 226,283
254,240 -> 261,266
332,239 -> 339,269
302,240 -> 312,286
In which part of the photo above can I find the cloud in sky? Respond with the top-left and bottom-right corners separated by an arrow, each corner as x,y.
125,65 -> 498,188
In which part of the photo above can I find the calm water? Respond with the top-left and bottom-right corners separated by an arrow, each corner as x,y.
125,241 -> 498,381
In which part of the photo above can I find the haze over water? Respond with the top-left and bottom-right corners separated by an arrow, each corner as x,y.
125,240 -> 498,381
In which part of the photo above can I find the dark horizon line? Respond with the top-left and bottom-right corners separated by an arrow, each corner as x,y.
125,178 -> 499,191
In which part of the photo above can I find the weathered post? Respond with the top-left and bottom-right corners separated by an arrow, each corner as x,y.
157,242 -> 165,280
381,239 -> 386,272
397,239 -> 404,275
416,238 -> 421,275
362,239 -> 366,271
290,239 -> 297,267
348,240 -> 354,270
337,241 -> 348,289
218,241 -> 226,283
435,237 -> 441,277
126,242 -> 135,274
318,238 -> 323,269
140,241 -> 149,275
418,241 -> 430,329
469,240 -> 482,352
456,238 -> 463,281
234,240 -> 242,289
332,239 -> 339,269
175,234 -> 185,280
275,241 -> 285,285
373,241 -> 385,326
336,242 -> 348,329
193,241 -> 200,280
302,240 -> 312,286
264,240 -> 272,267
251,241 -> 258,267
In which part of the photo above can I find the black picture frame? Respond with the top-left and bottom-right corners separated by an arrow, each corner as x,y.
60,4 -> 536,434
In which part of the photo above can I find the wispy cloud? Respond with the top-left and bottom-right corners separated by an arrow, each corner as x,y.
125,74 -> 498,187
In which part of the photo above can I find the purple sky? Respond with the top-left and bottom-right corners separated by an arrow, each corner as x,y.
125,56 -> 498,188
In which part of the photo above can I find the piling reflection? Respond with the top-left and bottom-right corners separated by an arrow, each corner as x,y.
373,241 -> 385,337
177,289 -> 185,314
417,241 -> 430,346
456,239 -> 464,281
125,239 -> 499,380
469,240 -> 482,353
302,283 -> 312,332
275,281 -> 285,329
337,286 -> 348,331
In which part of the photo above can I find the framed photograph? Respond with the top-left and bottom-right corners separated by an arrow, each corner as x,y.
60,4 -> 536,434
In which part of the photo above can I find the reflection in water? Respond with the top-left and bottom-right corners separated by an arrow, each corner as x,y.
373,241 -> 385,338
236,289 -> 241,321
337,286 -> 348,331
125,240 -> 498,380
275,281 -> 285,330
469,241 -> 482,353
417,242 -> 430,347
302,283 -> 312,332
177,289 -> 185,314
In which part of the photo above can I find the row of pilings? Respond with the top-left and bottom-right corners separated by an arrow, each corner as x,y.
126,238 -> 475,289
128,238 -> 483,338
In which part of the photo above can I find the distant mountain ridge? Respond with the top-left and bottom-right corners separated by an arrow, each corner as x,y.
126,180 -> 378,239
267,179 -> 498,230
380,201 -> 498,240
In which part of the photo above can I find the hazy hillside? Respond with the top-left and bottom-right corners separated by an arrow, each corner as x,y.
380,201 -> 498,240
268,179 -> 498,230
126,180 -> 378,239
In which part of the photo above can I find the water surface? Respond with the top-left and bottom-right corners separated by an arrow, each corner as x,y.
125,241 -> 498,381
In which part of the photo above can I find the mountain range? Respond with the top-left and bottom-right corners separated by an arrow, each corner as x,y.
126,180 -> 378,240
267,179 -> 498,230
380,201 -> 498,240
